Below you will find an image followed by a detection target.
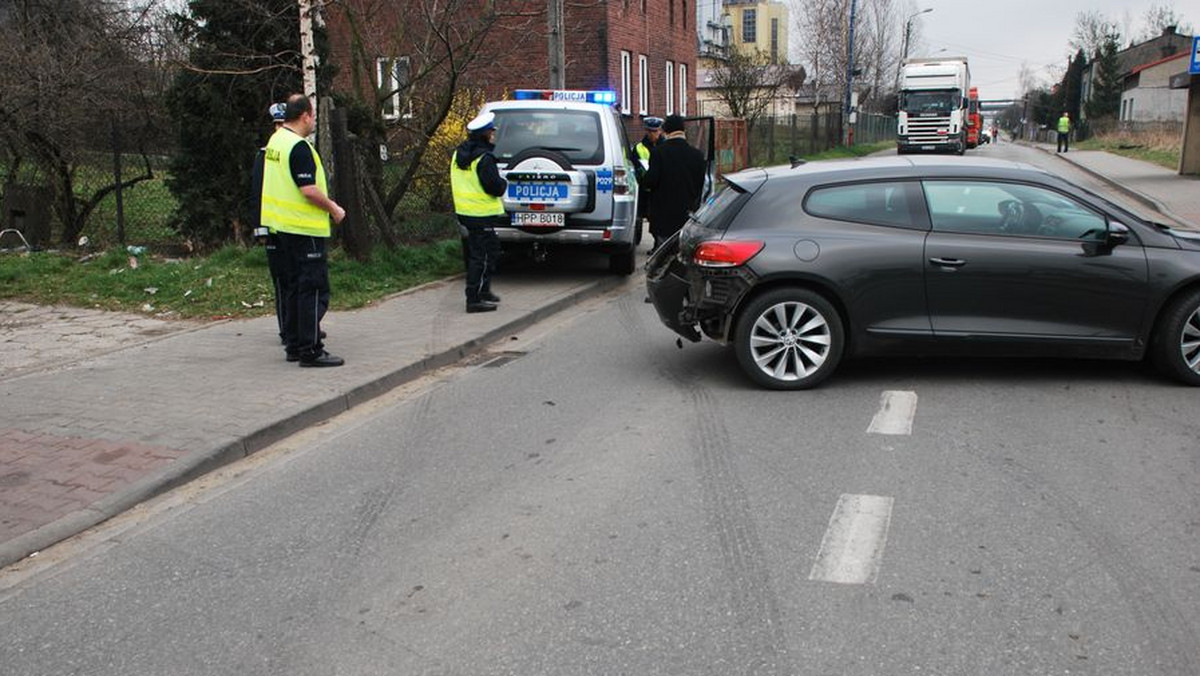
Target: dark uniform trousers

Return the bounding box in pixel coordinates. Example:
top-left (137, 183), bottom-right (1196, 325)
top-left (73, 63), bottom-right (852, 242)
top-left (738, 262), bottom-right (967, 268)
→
top-left (464, 225), bottom-right (501, 302)
top-left (277, 231), bottom-right (330, 358)
top-left (264, 235), bottom-right (290, 342)
top-left (267, 234), bottom-right (329, 344)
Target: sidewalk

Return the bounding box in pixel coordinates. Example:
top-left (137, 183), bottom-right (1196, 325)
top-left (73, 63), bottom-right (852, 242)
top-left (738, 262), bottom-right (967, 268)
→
top-left (1031, 143), bottom-right (1200, 228)
top-left (0, 262), bottom-right (633, 568)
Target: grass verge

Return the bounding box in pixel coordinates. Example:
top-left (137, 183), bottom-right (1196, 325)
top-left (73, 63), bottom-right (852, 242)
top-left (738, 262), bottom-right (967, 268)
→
top-left (0, 240), bottom-right (464, 321)
top-left (1074, 138), bottom-right (1180, 171)
top-left (801, 141), bottom-right (895, 161)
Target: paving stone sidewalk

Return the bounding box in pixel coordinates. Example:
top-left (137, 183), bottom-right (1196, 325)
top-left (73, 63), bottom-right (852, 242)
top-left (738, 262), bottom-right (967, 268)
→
top-left (0, 266), bottom-right (630, 568)
top-left (1032, 144), bottom-right (1200, 227)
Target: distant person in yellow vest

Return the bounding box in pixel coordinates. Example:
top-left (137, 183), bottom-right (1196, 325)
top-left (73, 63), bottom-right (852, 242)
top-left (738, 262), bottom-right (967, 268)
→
top-left (260, 93), bottom-right (346, 367)
top-left (1056, 112), bottom-right (1071, 153)
top-left (451, 111), bottom-right (507, 313)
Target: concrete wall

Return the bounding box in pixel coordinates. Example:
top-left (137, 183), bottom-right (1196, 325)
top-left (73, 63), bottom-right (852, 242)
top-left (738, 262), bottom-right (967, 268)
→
top-left (1122, 55), bottom-right (1189, 122)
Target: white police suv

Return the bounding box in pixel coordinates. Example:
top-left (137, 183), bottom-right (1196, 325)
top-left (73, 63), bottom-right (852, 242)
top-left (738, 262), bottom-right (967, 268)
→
top-left (480, 90), bottom-right (642, 275)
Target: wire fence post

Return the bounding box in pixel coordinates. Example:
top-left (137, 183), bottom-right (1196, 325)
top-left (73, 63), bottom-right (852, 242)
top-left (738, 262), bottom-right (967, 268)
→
top-left (111, 120), bottom-right (126, 246)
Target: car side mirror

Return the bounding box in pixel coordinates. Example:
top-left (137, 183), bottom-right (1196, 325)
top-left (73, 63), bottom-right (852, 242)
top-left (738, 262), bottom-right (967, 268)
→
top-left (1106, 222), bottom-right (1130, 246)
top-left (1082, 222), bottom-right (1130, 257)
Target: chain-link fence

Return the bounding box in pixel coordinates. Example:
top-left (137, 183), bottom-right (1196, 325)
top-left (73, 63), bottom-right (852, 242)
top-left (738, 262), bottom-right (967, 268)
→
top-left (746, 112), bottom-right (895, 167)
top-left (1, 129), bottom-right (180, 250)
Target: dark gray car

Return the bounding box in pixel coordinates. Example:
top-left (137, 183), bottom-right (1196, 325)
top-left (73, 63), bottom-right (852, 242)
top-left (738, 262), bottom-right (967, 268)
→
top-left (646, 156), bottom-right (1200, 389)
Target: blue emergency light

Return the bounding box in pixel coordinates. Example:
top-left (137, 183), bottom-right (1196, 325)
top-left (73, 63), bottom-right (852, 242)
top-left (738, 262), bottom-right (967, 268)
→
top-left (512, 89), bottom-right (618, 105)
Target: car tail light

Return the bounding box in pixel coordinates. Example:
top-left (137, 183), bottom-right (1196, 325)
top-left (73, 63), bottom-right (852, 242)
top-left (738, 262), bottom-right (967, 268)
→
top-left (614, 166), bottom-right (629, 195)
top-left (694, 240), bottom-right (764, 268)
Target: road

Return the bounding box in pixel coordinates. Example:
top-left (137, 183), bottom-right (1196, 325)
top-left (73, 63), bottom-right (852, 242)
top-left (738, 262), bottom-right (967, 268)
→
top-left (2, 142), bottom-right (1199, 675)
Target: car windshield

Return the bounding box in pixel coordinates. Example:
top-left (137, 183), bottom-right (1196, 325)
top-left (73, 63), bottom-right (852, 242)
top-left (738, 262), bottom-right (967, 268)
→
top-left (492, 109), bottom-right (604, 165)
top-left (902, 91), bottom-right (957, 115)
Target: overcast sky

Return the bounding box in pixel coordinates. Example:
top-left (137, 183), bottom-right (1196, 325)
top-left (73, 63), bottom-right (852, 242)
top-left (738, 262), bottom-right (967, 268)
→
top-left (901, 0), bottom-right (1198, 99)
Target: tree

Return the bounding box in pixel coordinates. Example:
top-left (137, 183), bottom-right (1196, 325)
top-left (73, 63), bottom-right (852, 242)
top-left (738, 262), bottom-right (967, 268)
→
top-left (0, 0), bottom-right (171, 245)
top-left (330, 0), bottom-right (548, 246)
top-left (708, 48), bottom-right (804, 133)
top-left (1085, 32), bottom-right (1122, 121)
top-left (1070, 10), bottom-right (1119, 59)
top-left (1138, 2), bottom-right (1193, 41)
top-left (793, 0), bottom-right (906, 114)
top-left (165, 0), bottom-right (323, 248)
top-left (1050, 49), bottom-right (1086, 126)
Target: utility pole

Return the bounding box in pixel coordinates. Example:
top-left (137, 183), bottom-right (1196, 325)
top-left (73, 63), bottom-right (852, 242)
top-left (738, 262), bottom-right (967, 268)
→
top-left (896, 8), bottom-right (932, 90)
top-left (843, 0), bottom-right (857, 146)
top-left (299, 0), bottom-right (319, 131)
top-left (548, 0), bottom-right (565, 88)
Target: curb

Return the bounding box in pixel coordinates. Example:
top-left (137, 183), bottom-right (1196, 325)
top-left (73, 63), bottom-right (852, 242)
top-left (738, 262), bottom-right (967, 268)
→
top-left (1028, 144), bottom-right (1193, 226)
top-left (0, 274), bottom-right (629, 569)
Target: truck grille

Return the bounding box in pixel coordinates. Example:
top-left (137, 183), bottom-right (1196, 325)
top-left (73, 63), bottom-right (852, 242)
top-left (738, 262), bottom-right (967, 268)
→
top-left (905, 116), bottom-right (952, 145)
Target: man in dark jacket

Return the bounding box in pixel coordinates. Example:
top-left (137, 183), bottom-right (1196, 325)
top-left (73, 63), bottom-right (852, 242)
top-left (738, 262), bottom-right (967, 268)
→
top-left (450, 111), bottom-right (507, 313)
top-left (642, 114), bottom-right (706, 252)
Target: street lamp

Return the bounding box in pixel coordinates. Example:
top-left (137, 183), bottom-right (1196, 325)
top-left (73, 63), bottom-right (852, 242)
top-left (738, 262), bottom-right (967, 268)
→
top-left (896, 8), bottom-right (933, 88)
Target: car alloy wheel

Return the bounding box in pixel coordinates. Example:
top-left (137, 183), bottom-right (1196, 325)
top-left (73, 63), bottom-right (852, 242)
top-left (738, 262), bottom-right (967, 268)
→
top-left (734, 287), bottom-right (844, 390)
top-left (1152, 288), bottom-right (1200, 386)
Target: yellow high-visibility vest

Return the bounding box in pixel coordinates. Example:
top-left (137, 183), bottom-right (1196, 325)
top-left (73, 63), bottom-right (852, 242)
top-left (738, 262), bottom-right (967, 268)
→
top-left (1057, 116), bottom-right (1071, 133)
top-left (261, 128), bottom-right (330, 237)
top-left (450, 153), bottom-right (505, 217)
top-left (635, 142), bottom-right (651, 162)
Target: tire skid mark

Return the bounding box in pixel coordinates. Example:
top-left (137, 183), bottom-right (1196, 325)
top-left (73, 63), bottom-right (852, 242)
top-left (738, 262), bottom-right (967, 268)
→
top-left (660, 363), bottom-right (792, 675)
top-left (615, 289), bottom-right (650, 339)
top-left (995, 454), bottom-right (1200, 674)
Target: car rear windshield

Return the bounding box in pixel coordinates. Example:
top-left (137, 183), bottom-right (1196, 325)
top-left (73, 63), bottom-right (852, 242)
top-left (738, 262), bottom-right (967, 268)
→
top-left (689, 182), bottom-right (748, 232)
top-left (492, 109), bottom-right (604, 166)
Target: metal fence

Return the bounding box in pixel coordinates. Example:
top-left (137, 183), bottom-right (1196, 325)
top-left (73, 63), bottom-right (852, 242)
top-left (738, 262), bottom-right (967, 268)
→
top-left (746, 112), bottom-right (895, 167)
top-left (1, 135), bottom-right (179, 250)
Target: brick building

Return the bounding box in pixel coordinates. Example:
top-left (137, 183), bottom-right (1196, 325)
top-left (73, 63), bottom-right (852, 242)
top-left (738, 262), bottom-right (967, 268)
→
top-left (326, 1), bottom-right (697, 123)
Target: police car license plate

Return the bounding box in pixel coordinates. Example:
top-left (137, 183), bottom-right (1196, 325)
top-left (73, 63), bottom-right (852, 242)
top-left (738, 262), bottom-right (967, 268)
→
top-left (508, 183), bottom-right (568, 200)
top-left (512, 212), bottom-right (564, 227)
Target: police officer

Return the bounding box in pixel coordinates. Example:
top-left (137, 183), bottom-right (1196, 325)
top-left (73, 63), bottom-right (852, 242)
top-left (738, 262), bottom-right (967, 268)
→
top-left (261, 93), bottom-right (346, 367)
top-left (633, 116), bottom-right (663, 251)
top-left (251, 103), bottom-right (288, 344)
top-left (451, 111), bottom-right (506, 313)
top-left (253, 103), bottom-right (330, 348)
top-left (634, 116), bottom-right (663, 165)
top-left (1056, 111), bottom-right (1071, 153)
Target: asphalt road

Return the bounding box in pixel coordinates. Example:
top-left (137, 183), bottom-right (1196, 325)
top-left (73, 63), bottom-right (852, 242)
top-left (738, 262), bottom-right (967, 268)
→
top-left (2, 144), bottom-right (1199, 675)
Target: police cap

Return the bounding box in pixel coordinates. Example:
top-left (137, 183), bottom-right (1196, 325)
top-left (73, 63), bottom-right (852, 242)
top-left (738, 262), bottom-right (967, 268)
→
top-left (467, 111), bottom-right (496, 133)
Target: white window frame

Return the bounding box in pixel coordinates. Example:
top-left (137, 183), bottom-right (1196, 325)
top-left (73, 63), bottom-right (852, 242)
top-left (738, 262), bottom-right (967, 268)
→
top-left (620, 51), bottom-right (632, 115)
top-left (376, 56), bottom-right (412, 120)
top-left (638, 54), bottom-right (649, 115)
top-left (665, 60), bottom-right (675, 115)
top-left (679, 63), bottom-right (688, 116)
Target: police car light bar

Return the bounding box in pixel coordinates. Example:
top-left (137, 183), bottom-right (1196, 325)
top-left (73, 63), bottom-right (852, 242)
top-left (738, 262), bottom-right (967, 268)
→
top-left (512, 90), bottom-right (618, 105)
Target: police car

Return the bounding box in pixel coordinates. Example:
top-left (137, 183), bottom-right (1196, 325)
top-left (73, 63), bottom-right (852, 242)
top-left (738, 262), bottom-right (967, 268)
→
top-left (480, 90), bottom-right (642, 275)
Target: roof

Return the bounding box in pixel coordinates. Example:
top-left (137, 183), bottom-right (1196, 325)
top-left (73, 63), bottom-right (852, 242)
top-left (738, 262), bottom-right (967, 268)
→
top-left (725, 155), bottom-right (1052, 189)
top-left (1131, 50), bottom-right (1188, 75)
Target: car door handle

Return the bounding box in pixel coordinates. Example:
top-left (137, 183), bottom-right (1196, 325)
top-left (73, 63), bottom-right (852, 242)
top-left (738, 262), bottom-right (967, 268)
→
top-left (929, 257), bottom-right (967, 268)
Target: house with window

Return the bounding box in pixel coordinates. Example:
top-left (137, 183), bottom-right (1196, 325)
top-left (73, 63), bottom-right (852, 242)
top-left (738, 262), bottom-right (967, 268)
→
top-left (325, 1), bottom-right (697, 126)
top-left (1118, 51), bottom-right (1189, 123)
top-left (722, 0), bottom-right (789, 65)
top-left (1080, 26), bottom-right (1192, 122)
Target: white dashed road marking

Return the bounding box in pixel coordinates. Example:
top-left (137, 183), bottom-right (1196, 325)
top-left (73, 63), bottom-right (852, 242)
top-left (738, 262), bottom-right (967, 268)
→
top-left (808, 494), bottom-right (895, 585)
top-left (867, 390), bottom-right (919, 435)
